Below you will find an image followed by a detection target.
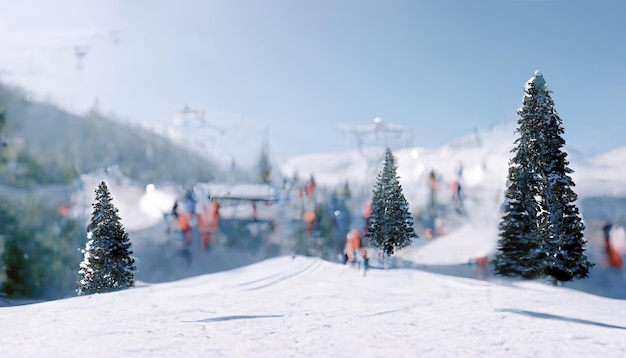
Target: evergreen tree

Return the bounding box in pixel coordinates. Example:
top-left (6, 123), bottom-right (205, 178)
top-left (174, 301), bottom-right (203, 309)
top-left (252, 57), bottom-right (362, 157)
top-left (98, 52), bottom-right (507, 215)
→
top-left (535, 74), bottom-right (592, 281)
top-left (0, 105), bottom-right (9, 164)
top-left (495, 71), bottom-right (592, 282)
top-left (495, 170), bottom-right (544, 279)
top-left (341, 180), bottom-right (352, 200)
top-left (78, 181), bottom-right (135, 295)
top-left (2, 200), bottom-right (84, 299)
top-left (367, 148), bottom-right (417, 258)
top-left (258, 143), bottom-right (272, 184)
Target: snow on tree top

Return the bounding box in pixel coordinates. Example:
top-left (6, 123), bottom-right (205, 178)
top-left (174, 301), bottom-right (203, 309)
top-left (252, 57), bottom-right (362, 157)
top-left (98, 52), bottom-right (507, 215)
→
top-left (524, 70), bottom-right (546, 92)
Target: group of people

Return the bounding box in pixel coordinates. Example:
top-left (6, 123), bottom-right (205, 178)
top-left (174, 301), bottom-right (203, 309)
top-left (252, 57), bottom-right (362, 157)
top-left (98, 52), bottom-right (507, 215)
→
top-left (170, 190), bottom-right (221, 262)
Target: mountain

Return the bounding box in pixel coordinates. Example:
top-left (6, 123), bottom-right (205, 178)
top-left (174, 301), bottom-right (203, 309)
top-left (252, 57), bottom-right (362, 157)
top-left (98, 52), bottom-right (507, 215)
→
top-left (0, 82), bottom-right (220, 187)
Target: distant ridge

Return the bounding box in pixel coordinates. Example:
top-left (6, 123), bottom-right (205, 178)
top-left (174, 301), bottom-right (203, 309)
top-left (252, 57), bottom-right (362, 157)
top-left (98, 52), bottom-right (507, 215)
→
top-left (0, 82), bottom-right (220, 187)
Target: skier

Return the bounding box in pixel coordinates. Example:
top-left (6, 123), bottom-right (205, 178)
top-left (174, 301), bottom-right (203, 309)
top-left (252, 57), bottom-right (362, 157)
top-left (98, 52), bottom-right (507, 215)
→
top-left (305, 175), bottom-right (316, 198)
top-left (362, 199), bottom-right (373, 243)
top-left (345, 228), bottom-right (361, 266)
top-left (171, 200), bottom-right (179, 219)
top-left (603, 222), bottom-right (623, 269)
top-left (198, 200), bottom-right (221, 251)
top-left (361, 249), bottom-right (370, 277)
top-left (177, 208), bottom-right (192, 264)
top-left (451, 181), bottom-right (463, 203)
top-left (304, 210), bottom-right (316, 237)
top-left (198, 204), bottom-right (212, 251)
top-left (471, 255), bottom-right (489, 280)
top-left (184, 189), bottom-right (198, 224)
top-left (166, 200), bottom-right (180, 236)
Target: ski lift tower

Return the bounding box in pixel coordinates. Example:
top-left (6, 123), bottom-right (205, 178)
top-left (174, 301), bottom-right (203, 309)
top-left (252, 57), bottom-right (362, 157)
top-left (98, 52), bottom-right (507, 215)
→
top-left (338, 116), bottom-right (410, 153)
top-left (336, 117), bottom-right (412, 187)
top-left (172, 106), bottom-right (208, 127)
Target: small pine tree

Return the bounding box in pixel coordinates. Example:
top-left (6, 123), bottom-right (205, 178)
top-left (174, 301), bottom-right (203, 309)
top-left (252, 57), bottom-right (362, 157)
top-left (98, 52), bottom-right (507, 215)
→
top-left (341, 180), bottom-right (352, 200)
top-left (367, 148), bottom-right (417, 259)
top-left (495, 71), bottom-right (592, 282)
top-left (258, 142), bottom-right (272, 184)
top-left (78, 181), bottom-right (136, 295)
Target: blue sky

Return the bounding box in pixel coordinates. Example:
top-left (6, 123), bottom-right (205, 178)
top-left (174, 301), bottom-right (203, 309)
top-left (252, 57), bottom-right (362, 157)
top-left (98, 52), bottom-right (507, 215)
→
top-left (0, 0), bottom-right (625, 165)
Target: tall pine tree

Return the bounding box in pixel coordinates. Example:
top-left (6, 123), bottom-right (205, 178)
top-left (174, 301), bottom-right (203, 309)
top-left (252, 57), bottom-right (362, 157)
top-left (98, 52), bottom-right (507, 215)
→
top-left (367, 148), bottom-right (417, 258)
top-left (78, 181), bottom-right (136, 295)
top-left (495, 71), bottom-right (591, 282)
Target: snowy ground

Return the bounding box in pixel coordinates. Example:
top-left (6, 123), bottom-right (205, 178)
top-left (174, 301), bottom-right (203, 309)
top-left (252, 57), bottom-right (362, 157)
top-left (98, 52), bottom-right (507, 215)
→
top-left (1, 255), bottom-right (625, 357)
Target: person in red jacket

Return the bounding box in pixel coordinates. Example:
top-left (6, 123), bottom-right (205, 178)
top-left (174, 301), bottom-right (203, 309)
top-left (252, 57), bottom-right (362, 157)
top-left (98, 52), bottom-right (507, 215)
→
top-left (603, 223), bottom-right (623, 269)
top-left (305, 175), bottom-right (316, 198)
top-left (198, 200), bottom-right (220, 250)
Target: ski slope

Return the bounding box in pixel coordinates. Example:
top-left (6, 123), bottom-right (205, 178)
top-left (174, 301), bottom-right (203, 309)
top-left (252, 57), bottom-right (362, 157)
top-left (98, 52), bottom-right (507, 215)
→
top-left (1, 255), bottom-right (625, 357)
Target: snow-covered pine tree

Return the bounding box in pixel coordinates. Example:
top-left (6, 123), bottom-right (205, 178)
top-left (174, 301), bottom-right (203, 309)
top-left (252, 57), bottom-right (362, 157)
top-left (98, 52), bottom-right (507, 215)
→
top-left (495, 71), bottom-right (546, 279)
top-left (494, 71), bottom-right (592, 282)
top-left (367, 148), bottom-right (417, 259)
top-left (533, 74), bottom-right (592, 281)
top-left (495, 168), bottom-right (544, 279)
top-left (78, 181), bottom-right (136, 295)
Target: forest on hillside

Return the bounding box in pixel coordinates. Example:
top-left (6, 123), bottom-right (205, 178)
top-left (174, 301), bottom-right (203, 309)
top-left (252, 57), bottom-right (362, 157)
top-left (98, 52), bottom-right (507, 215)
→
top-left (0, 82), bottom-right (220, 188)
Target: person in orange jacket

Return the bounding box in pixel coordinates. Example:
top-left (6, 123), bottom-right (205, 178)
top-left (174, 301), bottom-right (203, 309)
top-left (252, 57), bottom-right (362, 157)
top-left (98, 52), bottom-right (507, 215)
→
top-left (177, 211), bottom-right (193, 264)
top-left (178, 212), bottom-right (192, 244)
top-left (345, 228), bottom-right (362, 266)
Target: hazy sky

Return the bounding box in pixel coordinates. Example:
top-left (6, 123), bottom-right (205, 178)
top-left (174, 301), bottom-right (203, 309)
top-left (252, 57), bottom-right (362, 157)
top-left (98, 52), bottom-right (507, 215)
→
top-left (0, 0), bottom-right (624, 165)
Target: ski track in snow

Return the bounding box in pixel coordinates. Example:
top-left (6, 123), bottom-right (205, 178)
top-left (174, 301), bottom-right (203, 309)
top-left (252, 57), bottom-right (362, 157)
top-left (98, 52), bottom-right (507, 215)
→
top-left (2, 256), bottom-right (626, 357)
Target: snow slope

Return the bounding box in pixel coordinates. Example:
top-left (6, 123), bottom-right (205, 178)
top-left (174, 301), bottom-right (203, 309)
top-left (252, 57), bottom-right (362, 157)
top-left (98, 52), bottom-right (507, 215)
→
top-left (1, 255), bottom-right (625, 357)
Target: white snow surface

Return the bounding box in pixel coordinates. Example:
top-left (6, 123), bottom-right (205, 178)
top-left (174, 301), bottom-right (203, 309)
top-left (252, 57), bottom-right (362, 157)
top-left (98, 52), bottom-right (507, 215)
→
top-left (1, 255), bottom-right (625, 357)
top-left (4, 121), bottom-right (626, 357)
